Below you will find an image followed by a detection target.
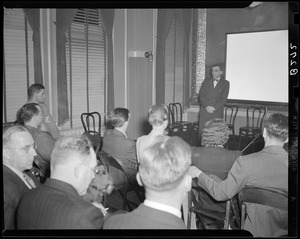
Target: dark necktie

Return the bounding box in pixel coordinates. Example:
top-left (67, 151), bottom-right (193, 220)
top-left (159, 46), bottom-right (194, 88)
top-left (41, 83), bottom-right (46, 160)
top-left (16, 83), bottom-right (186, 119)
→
top-left (23, 173), bottom-right (36, 189)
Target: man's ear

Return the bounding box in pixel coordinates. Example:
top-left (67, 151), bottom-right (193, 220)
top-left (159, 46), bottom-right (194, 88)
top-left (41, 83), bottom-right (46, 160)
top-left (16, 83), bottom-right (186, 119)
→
top-left (184, 174), bottom-right (192, 192)
top-left (3, 148), bottom-right (11, 161)
top-left (263, 127), bottom-right (267, 138)
top-left (136, 172), bottom-right (143, 187)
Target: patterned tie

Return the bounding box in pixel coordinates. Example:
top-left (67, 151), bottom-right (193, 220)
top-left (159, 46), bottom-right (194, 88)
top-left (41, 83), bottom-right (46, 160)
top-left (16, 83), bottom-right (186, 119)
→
top-left (23, 173), bottom-right (36, 189)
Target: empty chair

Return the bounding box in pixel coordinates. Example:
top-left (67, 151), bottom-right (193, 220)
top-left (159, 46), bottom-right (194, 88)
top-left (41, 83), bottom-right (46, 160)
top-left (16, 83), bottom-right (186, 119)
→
top-left (238, 186), bottom-right (288, 236)
top-left (169, 103), bottom-right (193, 144)
top-left (81, 112), bottom-right (102, 155)
top-left (166, 105), bottom-right (183, 137)
top-left (224, 104), bottom-right (239, 149)
top-left (187, 178), bottom-right (240, 230)
top-left (238, 106), bottom-right (266, 151)
top-left (98, 151), bottom-right (144, 211)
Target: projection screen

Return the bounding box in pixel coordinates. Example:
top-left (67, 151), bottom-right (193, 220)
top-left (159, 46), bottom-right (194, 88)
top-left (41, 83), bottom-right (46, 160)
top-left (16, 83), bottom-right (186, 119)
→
top-left (225, 30), bottom-right (288, 104)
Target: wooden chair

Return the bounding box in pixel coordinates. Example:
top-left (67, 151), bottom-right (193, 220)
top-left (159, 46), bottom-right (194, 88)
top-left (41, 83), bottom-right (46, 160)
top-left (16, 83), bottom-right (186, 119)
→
top-left (238, 186), bottom-right (288, 231)
top-left (224, 104), bottom-right (239, 149)
top-left (166, 105), bottom-right (183, 137)
top-left (187, 178), bottom-right (240, 230)
top-left (238, 106), bottom-right (266, 152)
top-left (81, 112), bottom-right (102, 155)
top-left (98, 151), bottom-right (144, 211)
top-left (169, 103), bottom-right (193, 144)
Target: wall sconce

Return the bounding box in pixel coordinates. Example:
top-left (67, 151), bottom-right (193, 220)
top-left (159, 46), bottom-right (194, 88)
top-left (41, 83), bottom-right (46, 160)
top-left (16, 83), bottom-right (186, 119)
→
top-left (145, 51), bottom-right (153, 62)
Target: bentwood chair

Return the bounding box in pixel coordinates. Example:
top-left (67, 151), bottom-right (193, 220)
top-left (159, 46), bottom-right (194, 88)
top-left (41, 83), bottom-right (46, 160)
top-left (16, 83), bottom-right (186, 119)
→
top-left (238, 186), bottom-right (288, 232)
top-left (224, 105), bottom-right (239, 149)
top-left (187, 177), bottom-right (240, 230)
top-left (169, 103), bottom-right (193, 144)
top-left (98, 151), bottom-right (145, 211)
top-left (238, 106), bottom-right (266, 152)
top-left (166, 105), bottom-right (183, 137)
top-left (81, 112), bottom-right (102, 155)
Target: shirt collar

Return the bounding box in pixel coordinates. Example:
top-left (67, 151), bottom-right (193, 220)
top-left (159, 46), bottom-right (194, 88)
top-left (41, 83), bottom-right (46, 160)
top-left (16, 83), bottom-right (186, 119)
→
top-left (115, 128), bottom-right (128, 138)
top-left (143, 199), bottom-right (182, 219)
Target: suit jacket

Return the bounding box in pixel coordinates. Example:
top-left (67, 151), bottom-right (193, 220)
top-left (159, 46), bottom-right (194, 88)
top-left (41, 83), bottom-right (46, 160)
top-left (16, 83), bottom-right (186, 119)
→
top-left (197, 145), bottom-right (288, 237)
top-left (191, 146), bottom-right (242, 213)
top-left (25, 125), bottom-right (55, 178)
top-left (103, 203), bottom-right (186, 229)
top-left (102, 129), bottom-right (137, 184)
top-left (16, 178), bottom-right (104, 229)
top-left (198, 77), bottom-right (230, 134)
top-left (3, 165), bottom-right (41, 229)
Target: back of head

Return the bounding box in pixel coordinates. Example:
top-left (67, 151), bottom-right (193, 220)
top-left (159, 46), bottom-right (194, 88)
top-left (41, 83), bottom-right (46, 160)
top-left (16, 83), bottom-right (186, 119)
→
top-left (16, 103), bottom-right (40, 125)
top-left (202, 118), bottom-right (230, 147)
top-left (138, 135), bottom-right (191, 192)
top-left (3, 125), bottom-right (29, 147)
top-left (264, 113), bottom-right (288, 142)
top-left (108, 107), bottom-right (129, 128)
top-left (148, 104), bottom-right (168, 127)
top-left (28, 84), bottom-right (45, 101)
top-left (50, 135), bottom-right (93, 172)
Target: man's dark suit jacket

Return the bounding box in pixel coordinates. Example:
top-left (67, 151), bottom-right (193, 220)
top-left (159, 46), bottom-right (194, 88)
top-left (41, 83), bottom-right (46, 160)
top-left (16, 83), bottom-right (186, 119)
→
top-left (198, 77), bottom-right (230, 136)
top-left (191, 146), bottom-right (242, 213)
top-left (102, 128), bottom-right (138, 184)
top-left (103, 203), bottom-right (186, 229)
top-left (16, 178), bottom-right (104, 229)
top-left (3, 165), bottom-right (41, 229)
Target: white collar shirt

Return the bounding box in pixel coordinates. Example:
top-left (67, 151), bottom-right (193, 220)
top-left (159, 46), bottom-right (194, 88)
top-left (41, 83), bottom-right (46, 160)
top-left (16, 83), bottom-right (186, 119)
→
top-left (143, 199), bottom-right (182, 219)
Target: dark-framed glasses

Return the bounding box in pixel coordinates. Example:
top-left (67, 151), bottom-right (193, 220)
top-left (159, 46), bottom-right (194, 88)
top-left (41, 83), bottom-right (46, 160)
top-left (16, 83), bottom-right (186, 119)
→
top-left (5, 143), bottom-right (37, 153)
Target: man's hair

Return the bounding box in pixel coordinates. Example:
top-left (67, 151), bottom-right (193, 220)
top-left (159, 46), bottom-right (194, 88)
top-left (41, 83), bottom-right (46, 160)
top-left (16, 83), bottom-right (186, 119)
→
top-left (28, 84), bottom-right (45, 100)
top-left (212, 64), bottom-right (223, 71)
top-left (264, 113), bottom-right (288, 142)
top-left (201, 118), bottom-right (230, 147)
top-left (50, 135), bottom-right (93, 171)
top-left (16, 103), bottom-right (40, 125)
top-left (148, 104), bottom-right (168, 126)
top-left (139, 135), bottom-right (191, 192)
top-left (3, 125), bottom-right (29, 146)
top-left (108, 107), bottom-right (129, 127)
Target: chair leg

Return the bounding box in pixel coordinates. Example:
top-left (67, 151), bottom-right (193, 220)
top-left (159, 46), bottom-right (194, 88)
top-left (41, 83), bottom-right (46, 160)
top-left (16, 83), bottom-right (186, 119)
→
top-left (223, 201), bottom-right (231, 229)
top-left (241, 204), bottom-right (246, 230)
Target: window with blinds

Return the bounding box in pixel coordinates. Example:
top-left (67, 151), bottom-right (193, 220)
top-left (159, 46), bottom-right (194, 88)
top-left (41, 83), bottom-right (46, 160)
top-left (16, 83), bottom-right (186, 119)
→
top-left (165, 10), bottom-right (184, 106)
top-left (3, 8), bottom-right (34, 123)
top-left (65, 9), bottom-right (107, 129)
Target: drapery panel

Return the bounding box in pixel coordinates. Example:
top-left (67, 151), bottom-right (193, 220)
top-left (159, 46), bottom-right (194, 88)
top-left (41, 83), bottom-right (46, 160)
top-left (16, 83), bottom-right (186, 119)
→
top-left (23, 9), bottom-right (43, 85)
top-left (56, 9), bottom-right (78, 126)
top-left (99, 9), bottom-right (115, 114)
top-left (155, 9), bottom-right (175, 105)
top-left (181, 9), bottom-right (192, 107)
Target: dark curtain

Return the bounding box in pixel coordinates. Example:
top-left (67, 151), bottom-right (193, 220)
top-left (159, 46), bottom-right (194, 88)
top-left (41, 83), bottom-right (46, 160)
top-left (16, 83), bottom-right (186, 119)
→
top-left (56, 9), bottom-right (78, 126)
top-left (23, 9), bottom-right (43, 85)
top-left (99, 9), bottom-right (115, 113)
top-left (155, 9), bottom-right (175, 104)
top-left (181, 9), bottom-right (192, 107)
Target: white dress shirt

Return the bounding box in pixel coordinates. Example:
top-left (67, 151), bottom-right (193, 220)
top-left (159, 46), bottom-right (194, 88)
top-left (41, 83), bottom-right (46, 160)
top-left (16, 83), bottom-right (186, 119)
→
top-left (143, 199), bottom-right (182, 219)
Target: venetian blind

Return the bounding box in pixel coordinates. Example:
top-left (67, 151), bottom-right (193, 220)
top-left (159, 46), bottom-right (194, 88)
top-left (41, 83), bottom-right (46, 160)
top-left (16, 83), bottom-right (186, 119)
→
top-left (165, 10), bottom-right (184, 106)
top-left (65, 9), bottom-right (107, 129)
top-left (3, 8), bottom-right (34, 123)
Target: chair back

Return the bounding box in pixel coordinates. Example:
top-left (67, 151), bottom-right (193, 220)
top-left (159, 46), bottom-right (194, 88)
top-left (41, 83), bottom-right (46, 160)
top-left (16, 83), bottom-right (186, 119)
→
top-left (246, 106), bottom-right (266, 129)
top-left (224, 105), bottom-right (238, 127)
top-left (169, 102), bottom-right (183, 123)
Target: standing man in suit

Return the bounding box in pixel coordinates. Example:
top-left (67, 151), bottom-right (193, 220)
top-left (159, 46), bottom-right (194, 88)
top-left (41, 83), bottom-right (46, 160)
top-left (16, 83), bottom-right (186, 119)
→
top-left (3, 125), bottom-right (41, 229)
top-left (27, 83), bottom-right (61, 141)
top-left (103, 135), bottom-right (192, 229)
top-left (198, 64), bottom-right (229, 143)
top-left (17, 135), bottom-right (105, 229)
top-left (189, 113), bottom-right (288, 236)
top-left (102, 107), bottom-right (138, 185)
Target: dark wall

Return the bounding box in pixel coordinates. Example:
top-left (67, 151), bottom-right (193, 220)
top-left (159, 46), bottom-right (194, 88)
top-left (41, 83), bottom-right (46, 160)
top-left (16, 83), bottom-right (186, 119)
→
top-left (205, 2), bottom-right (289, 76)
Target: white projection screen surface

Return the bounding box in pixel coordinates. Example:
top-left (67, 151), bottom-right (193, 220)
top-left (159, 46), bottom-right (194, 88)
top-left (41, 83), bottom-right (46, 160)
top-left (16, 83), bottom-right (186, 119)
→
top-left (225, 30), bottom-right (288, 103)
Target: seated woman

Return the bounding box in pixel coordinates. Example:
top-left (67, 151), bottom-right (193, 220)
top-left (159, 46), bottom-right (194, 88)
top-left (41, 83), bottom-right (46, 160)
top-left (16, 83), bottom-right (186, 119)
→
top-left (191, 118), bottom-right (242, 226)
top-left (136, 104), bottom-right (168, 162)
top-left (16, 103), bottom-right (56, 183)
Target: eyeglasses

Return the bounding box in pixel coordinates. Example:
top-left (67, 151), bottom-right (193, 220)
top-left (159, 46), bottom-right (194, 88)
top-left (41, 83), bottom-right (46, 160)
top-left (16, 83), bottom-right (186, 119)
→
top-left (83, 164), bottom-right (100, 174)
top-left (5, 143), bottom-right (37, 153)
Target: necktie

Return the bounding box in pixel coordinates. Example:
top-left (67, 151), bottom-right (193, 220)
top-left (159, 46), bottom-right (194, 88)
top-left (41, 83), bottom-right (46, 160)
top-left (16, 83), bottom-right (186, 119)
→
top-left (23, 173), bottom-right (36, 189)
top-left (213, 79), bottom-right (219, 88)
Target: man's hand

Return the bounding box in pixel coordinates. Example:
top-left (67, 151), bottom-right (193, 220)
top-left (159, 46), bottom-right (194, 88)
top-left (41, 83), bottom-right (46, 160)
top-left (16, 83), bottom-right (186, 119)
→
top-left (205, 106), bottom-right (215, 113)
top-left (188, 166), bottom-right (202, 178)
top-left (92, 202), bottom-right (109, 216)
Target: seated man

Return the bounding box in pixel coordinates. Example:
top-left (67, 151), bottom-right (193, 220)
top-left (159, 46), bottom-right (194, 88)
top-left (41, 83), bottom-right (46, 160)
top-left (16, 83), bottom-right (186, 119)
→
top-left (27, 83), bottom-right (61, 140)
top-left (16, 103), bottom-right (56, 182)
top-left (102, 107), bottom-right (137, 184)
top-left (103, 135), bottom-right (192, 229)
top-left (189, 113), bottom-right (288, 237)
top-left (136, 104), bottom-right (168, 162)
top-left (17, 135), bottom-right (105, 229)
top-left (3, 125), bottom-right (41, 229)
top-left (191, 118), bottom-right (242, 217)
